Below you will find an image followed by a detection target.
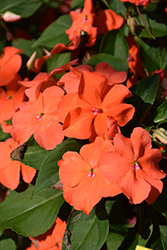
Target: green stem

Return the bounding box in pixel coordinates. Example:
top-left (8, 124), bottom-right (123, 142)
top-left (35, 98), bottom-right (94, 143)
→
top-left (136, 6), bottom-right (155, 40)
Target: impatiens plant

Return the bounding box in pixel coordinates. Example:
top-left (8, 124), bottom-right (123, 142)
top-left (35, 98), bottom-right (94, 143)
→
top-left (0, 0), bottom-right (167, 249)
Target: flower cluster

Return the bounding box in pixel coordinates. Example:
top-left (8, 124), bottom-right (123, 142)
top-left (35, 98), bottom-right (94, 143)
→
top-left (0, 0), bottom-right (166, 249)
top-left (65, 0), bottom-right (124, 49)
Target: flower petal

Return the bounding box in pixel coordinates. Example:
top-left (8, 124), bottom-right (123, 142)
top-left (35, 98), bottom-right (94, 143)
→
top-left (78, 70), bottom-right (107, 107)
top-left (95, 62), bottom-right (127, 85)
top-left (0, 161), bottom-right (20, 190)
top-left (63, 107), bottom-right (94, 139)
top-left (80, 137), bottom-right (113, 167)
top-left (118, 168), bottom-right (151, 204)
top-left (58, 151), bottom-right (90, 188)
top-left (21, 164), bottom-right (36, 183)
top-left (131, 127), bottom-right (152, 159)
top-left (98, 151), bottom-right (132, 183)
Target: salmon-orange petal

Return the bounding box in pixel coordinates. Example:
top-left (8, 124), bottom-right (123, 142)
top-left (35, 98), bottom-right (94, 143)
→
top-left (98, 151), bottom-right (132, 183)
top-left (58, 151), bottom-right (90, 188)
top-left (118, 168), bottom-right (151, 204)
top-left (21, 164), bottom-right (36, 184)
top-left (94, 9), bottom-right (124, 35)
top-left (79, 70), bottom-right (108, 107)
top-left (63, 107), bottom-right (94, 139)
top-left (59, 137), bottom-right (121, 214)
top-left (29, 217), bottom-right (66, 250)
top-left (95, 62), bottom-right (127, 85)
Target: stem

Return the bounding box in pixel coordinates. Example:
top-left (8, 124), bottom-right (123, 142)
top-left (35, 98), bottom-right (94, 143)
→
top-left (136, 6), bottom-right (155, 40)
top-left (137, 204), bottom-right (142, 245)
top-left (0, 19), bottom-right (15, 41)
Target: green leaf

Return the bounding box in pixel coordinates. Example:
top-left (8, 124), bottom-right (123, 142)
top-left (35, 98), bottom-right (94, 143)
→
top-left (12, 39), bottom-right (41, 58)
top-left (135, 37), bottom-right (161, 73)
top-left (129, 74), bottom-right (159, 116)
top-left (63, 208), bottom-right (109, 250)
top-left (106, 232), bottom-right (125, 250)
top-left (0, 238), bottom-right (16, 250)
top-left (160, 48), bottom-right (167, 76)
top-left (0, 0), bottom-right (42, 18)
top-left (159, 225), bottom-right (167, 249)
top-left (22, 143), bottom-right (51, 170)
top-left (87, 53), bottom-right (128, 71)
top-left (135, 13), bottom-right (167, 38)
top-left (109, 0), bottom-right (126, 16)
top-left (46, 52), bottom-right (71, 73)
top-left (71, 0), bottom-right (84, 9)
top-left (0, 126), bottom-right (10, 141)
top-left (0, 185), bottom-right (64, 237)
top-left (100, 30), bottom-right (129, 60)
top-left (32, 15), bottom-right (72, 49)
top-left (153, 101), bottom-right (167, 123)
top-left (33, 138), bottom-right (82, 195)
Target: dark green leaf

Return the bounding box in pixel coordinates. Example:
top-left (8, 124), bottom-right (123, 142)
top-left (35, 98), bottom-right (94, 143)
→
top-left (63, 208), bottom-right (109, 250)
top-left (0, 0), bottom-right (42, 18)
top-left (135, 37), bottom-right (161, 73)
top-left (12, 39), bottom-right (41, 58)
top-left (153, 101), bottom-right (167, 123)
top-left (109, 0), bottom-right (126, 16)
top-left (0, 238), bottom-right (16, 250)
top-left (71, 0), bottom-right (84, 9)
top-left (159, 225), bottom-right (167, 249)
top-left (32, 15), bottom-right (72, 49)
top-left (87, 53), bottom-right (128, 71)
top-left (46, 52), bottom-right (71, 73)
top-left (129, 74), bottom-right (159, 116)
top-left (160, 48), bottom-right (167, 76)
top-left (0, 126), bottom-right (10, 141)
top-left (106, 232), bottom-right (125, 250)
top-left (33, 138), bottom-right (82, 195)
top-left (22, 143), bottom-right (51, 170)
top-left (0, 185), bottom-right (64, 237)
top-left (100, 30), bottom-right (129, 60)
top-left (135, 13), bottom-right (167, 38)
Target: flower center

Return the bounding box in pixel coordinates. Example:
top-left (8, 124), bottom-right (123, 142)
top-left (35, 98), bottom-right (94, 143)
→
top-left (92, 107), bottom-right (103, 116)
top-left (83, 15), bottom-right (88, 22)
top-left (7, 96), bottom-right (11, 101)
top-left (37, 112), bottom-right (44, 121)
top-left (55, 243), bottom-right (59, 249)
top-left (88, 168), bottom-right (95, 178)
top-left (132, 161), bottom-right (140, 170)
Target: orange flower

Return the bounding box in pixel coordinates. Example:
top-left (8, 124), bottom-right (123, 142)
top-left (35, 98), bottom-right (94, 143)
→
top-left (58, 137), bottom-right (121, 215)
top-left (0, 46), bottom-right (22, 86)
top-left (0, 76), bottom-right (26, 124)
top-left (98, 127), bottom-right (166, 204)
top-left (32, 43), bottom-right (67, 73)
top-left (120, 0), bottom-right (150, 6)
top-left (58, 70), bottom-right (134, 140)
top-left (126, 34), bottom-right (146, 87)
top-left (94, 9), bottom-right (124, 35)
top-left (11, 86), bottom-right (64, 150)
top-left (58, 62), bottom-right (127, 93)
top-left (65, 0), bottom-right (97, 49)
top-left (28, 217), bottom-right (66, 250)
top-left (20, 59), bottom-right (78, 101)
top-left (0, 138), bottom-right (36, 190)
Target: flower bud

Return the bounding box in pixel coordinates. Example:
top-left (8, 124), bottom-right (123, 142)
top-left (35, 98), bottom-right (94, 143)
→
top-left (2, 11), bottom-right (21, 22)
top-left (153, 128), bottom-right (167, 145)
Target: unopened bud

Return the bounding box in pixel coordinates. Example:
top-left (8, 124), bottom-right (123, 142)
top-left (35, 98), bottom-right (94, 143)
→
top-left (153, 128), bottom-right (167, 145)
top-left (2, 11), bottom-right (21, 22)
top-left (127, 17), bottom-right (135, 35)
top-left (26, 51), bottom-right (37, 70)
